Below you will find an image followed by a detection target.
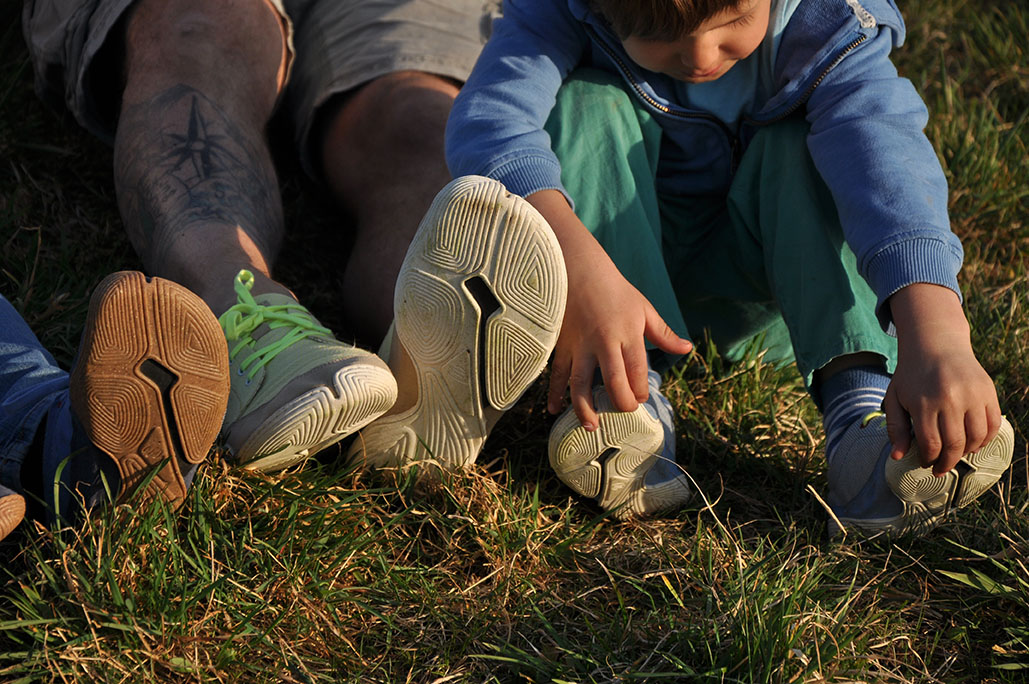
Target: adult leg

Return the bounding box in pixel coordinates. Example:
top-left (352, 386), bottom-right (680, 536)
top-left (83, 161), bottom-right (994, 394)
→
top-left (113, 0), bottom-right (396, 471)
top-left (320, 71), bottom-right (459, 344)
top-left (113, 0), bottom-right (292, 315)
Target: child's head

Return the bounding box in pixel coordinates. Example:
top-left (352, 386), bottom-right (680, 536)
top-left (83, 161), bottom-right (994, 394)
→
top-left (592, 0), bottom-right (771, 83)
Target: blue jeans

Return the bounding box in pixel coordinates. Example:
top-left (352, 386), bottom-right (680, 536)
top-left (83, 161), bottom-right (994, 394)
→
top-left (0, 293), bottom-right (104, 520)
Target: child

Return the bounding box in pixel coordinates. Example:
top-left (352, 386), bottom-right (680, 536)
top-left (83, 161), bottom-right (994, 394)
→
top-left (443, 0), bottom-right (1015, 532)
top-left (0, 272), bottom-right (229, 542)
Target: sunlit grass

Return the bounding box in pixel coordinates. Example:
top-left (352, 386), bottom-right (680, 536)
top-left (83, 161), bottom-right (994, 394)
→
top-left (1, 0), bottom-right (1026, 681)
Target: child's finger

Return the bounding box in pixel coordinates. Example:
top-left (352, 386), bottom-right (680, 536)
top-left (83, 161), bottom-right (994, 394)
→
top-left (569, 356), bottom-right (599, 430)
top-left (984, 402), bottom-right (1002, 451)
top-left (963, 408), bottom-right (989, 458)
top-left (622, 343), bottom-right (650, 404)
top-left (910, 411), bottom-right (943, 470)
top-left (547, 349), bottom-right (572, 415)
top-left (933, 412), bottom-right (966, 476)
top-left (883, 386), bottom-right (911, 460)
top-left (597, 350), bottom-right (637, 414)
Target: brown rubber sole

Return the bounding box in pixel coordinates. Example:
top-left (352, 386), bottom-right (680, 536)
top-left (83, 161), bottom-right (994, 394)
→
top-left (0, 489), bottom-right (26, 542)
top-left (68, 272), bottom-right (229, 507)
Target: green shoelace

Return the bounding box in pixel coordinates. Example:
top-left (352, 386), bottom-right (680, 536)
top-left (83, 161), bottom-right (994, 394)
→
top-left (218, 270), bottom-right (335, 381)
top-left (860, 410), bottom-right (885, 427)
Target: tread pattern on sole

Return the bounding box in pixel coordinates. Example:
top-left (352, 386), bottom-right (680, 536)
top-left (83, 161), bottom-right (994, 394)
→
top-left (0, 491), bottom-right (26, 542)
top-left (350, 176), bottom-right (567, 472)
top-left (842, 417), bottom-right (1015, 536)
top-left (69, 272), bottom-right (229, 506)
top-left (549, 388), bottom-right (691, 519)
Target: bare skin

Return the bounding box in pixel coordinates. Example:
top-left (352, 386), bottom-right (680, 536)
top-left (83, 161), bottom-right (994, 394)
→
top-left (114, 0), bottom-right (458, 349)
top-left (320, 71), bottom-right (460, 343)
top-left (884, 283), bottom-right (1001, 475)
top-left (115, 0), bottom-right (291, 316)
top-left (527, 189), bottom-right (693, 431)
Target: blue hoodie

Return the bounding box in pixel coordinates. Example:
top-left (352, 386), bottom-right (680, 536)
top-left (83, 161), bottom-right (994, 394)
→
top-left (446, 0), bottom-right (964, 330)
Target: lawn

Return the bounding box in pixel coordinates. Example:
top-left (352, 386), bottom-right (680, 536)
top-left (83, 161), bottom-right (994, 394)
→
top-left (1, 0), bottom-right (1027, 681)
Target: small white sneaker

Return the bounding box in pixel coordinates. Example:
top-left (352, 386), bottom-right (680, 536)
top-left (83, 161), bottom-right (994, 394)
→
top-left (549, 370), bottom-right (692, 519)
top-left (827, 412), bottom-right (1015, 536)
top-left (347, 175), bottom-right (567, 474)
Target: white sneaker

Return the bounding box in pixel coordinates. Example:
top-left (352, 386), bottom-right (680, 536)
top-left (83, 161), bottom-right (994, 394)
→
top-left (827, 412), bottom-right (1015, 536)
top-left (549, 369), bottom-right (692, 519)
top-left (347, 176), bottom-right (567, 474)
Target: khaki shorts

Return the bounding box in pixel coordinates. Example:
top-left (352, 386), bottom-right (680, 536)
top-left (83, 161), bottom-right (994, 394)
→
top-left (22, 0), bottom-right (496, 172)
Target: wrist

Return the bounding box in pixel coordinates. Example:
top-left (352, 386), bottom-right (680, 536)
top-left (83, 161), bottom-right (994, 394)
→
top-left (889, 283), bottom-right (971, 353)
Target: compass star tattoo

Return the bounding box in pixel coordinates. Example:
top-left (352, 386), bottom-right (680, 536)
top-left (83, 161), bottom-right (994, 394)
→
top-left (114, 85), bottom-right (283, 266)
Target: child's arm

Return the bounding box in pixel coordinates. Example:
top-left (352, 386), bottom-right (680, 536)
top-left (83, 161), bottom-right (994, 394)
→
top-left (883, 283), bottom-right (1002, 475)
top-left (527, 190), bottom-right (692, 429)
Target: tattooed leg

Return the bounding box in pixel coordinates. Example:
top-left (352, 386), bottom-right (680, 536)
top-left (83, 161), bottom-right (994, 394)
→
top-left (114, 0), bottom-right (290, 315)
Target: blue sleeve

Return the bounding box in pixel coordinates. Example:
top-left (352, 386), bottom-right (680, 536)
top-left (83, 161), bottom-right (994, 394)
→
top-left (445, 0), bottom-right (588, 201)
top-left (803, 21), bottom-right (963, 330)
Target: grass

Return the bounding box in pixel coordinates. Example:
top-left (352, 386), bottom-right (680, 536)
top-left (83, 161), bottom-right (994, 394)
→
top-left (1, 0), bottom-right (1027, 681)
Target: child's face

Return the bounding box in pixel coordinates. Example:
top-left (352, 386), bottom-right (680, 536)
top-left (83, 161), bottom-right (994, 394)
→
top-left (621, 0), bottom-right (771, 83)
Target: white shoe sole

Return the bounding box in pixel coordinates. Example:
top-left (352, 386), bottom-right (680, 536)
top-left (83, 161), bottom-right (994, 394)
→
top-left (839, 416), bottom-right (1015, 536)
top-left (237, 356), bottom-right (398, 473)
top-left (348, 175), bottom-right (567, 472)
top-left (549, 388), bottom-right (691, 519)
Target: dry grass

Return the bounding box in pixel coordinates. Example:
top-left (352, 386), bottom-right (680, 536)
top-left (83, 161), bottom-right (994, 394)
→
top-left (1, 0), bottom-right (1027, 681)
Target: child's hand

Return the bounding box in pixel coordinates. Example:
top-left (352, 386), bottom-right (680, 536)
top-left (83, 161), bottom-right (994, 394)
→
top-left (527, 190), bottom-right (692, 429)
top-left (883, 283), bottom-right (1002, 476)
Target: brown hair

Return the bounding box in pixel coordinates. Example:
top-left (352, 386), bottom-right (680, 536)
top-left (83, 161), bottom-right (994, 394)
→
top-left (589, 0), bottom-right (750, 40)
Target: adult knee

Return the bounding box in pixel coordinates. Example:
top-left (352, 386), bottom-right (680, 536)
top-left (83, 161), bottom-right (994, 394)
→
top-left (342, 71), bottom-right (459, 162)
top-left (122, 0), bottom-right (285, 117)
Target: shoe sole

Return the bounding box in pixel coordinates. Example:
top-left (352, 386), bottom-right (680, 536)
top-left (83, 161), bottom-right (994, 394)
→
top-left (69, 272), bottom-right (229, 506)
top-left (0, 488), bottom-right (26, 543)
top-left (549, 389), bottom-right (690, 519)
top-left (236, 357), bottom-right (398, 473)
top-left (349, 175), bottom-right (567, 472)
top-left (841, 417), bottom-right (1015, 536)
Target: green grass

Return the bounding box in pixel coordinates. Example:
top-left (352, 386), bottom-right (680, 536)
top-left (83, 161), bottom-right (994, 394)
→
top-left (1, 0), bottom-right (1027, 681)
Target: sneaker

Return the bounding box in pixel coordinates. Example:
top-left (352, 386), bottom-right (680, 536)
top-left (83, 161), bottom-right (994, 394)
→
top-left (346, 175), bottom-right (567, 473)
top-left (68, 271), bottom-right (230, 507)
top-left (549, 369), bottom-right (692, 519)
top-left (219, 270), bottom-right (397, 472)
top-left (0, 483), bottom-right (25, 542)
top-left (826, 411), bottom-right (1015, 537)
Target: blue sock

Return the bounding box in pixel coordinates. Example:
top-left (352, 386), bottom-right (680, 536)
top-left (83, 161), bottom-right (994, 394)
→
top-left (819, 365), bottom-right (891, 464)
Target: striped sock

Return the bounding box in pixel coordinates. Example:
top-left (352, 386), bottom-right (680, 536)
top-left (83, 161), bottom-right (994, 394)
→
top-left (819, 365), bottom-right (891, 465)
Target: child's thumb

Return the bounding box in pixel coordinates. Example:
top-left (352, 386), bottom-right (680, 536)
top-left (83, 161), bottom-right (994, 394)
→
top-left (644, 305), bottom-right (692, 355)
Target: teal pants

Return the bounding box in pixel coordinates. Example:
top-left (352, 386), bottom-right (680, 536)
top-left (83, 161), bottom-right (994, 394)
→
top-left (545, 69), bottom-right (898, 391)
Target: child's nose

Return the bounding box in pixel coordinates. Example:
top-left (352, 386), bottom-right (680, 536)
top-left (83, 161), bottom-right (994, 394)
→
top-left (681, 38), bottom-right (720, 73)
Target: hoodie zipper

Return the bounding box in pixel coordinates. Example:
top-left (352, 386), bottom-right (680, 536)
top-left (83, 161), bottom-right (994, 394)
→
top-left (745, 35), bottom-right (868, 126)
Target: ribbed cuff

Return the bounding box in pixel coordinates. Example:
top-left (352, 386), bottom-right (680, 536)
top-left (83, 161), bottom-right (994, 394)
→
top-left (864, 236), bottom-right (964, 331)
top-left (488, 155), bottom-right (571, 206)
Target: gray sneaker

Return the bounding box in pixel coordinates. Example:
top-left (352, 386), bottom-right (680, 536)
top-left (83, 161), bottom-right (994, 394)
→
top-left (826, 412), bottom-right (1015, 536)
top-left (548, 369), bottom-right (692, 519)
top-left (218, 270), bottom-right (398, 473)
top-left (347, 175), bottom-right (567, 474)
